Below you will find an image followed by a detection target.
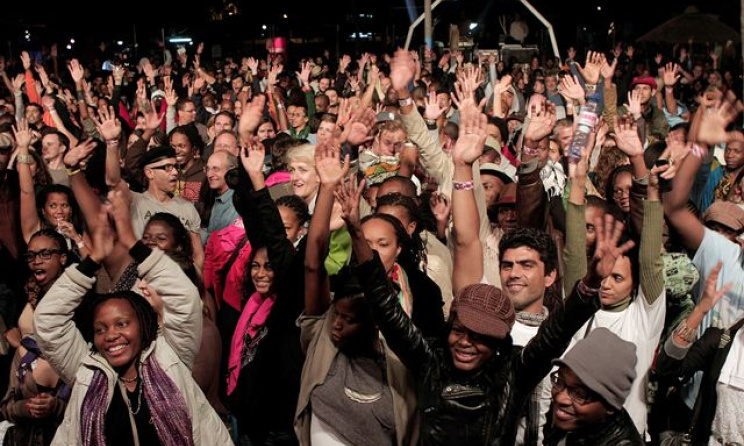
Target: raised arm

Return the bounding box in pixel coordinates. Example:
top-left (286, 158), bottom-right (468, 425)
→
top-left (638, 161), bottom-right (666, 304)
top-left (108, 190), bottom-right (202, 369)
top-left (34, 209), bottom-right (115, 385)
top-left (91, 105), bottom-right (123, 187)
top-left (13, 120), bottom-right (42, 242)
top-left (563, 133), bottom-right (592, 296)
top-left (451, 104), bottom-right (486, 292)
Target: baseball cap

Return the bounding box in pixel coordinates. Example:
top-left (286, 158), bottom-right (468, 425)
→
top-left (630, 76), bottom-right (658, 90)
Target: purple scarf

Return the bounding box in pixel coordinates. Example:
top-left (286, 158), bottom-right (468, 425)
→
top-left (80, 356), bottom-right (195, 446)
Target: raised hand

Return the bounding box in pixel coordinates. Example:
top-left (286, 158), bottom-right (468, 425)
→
top-left (246, 57), bottom-right (259, 74)
top-left (137, 279), bottom-right (164, 325)
top-left (296, 61), bottom-right (311, 86)
top-left (143, 100), bottom-right (166, 131)
top-left (238, 94), bottom-right (266, 144)
top-left (590, 215), bottom-right (635, 280)
top-left (267, 64), bottom-right (282, 86)
top-left (339, 55), bottom-right (351, 73)
top-left (11, 74), bottom-right (25, 93)
top-left (661, 62), bottom-right (680, 88)
top-left (524, 99), bottom-right (557, 142)
top-left (142, 59), bottom-right (156, 82)
top-left (577, 51), bottom-right (604, 85)
top-left (624, 90), bottom-right (642, 119)
top-left (315, 141), bottom-right (350, 186)
top-left (12, 119), bottom-right (33, 150)
top-left (334, 177), bottom-right (365, 228)
top-left (429, 192), bottom-right (451, 224)
top-left (339, 105), bottom-right (376, 146)
top-left (697, 101), bottom-right (738, 145)
top-left (661, 140), bottom-right (691, 180)
top-left (93, 106), bottom-right (122, 141)
top-left (699, 261), bottom-right (730, 314)
top-left (112, 65), bottom-right (125, 85)
top-left (164, 76), bottom-right (178, 107)
top-left (600, 57), bottom-right (617, 81)
top-left (613, 115), bottom-right (643, 157)
top-left (451, 104), bottom-right (487, 165)
top-left (423, 91), bottom-right (446, 120)
top-left (67, 59), bottom-right (85, 84)
top-left (559, 74), bottom-right (585, 102)
top-left (390, 49), bottom-right (415, 91)
top-left (20, 51), bottom-right (31, 71)
top-left (239, 136), bottom-right (266, 179)
top-left (63, 139), bottom-right (97, 168)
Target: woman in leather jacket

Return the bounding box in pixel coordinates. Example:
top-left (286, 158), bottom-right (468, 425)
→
top-left (336, 103), bottom-right (635, 446)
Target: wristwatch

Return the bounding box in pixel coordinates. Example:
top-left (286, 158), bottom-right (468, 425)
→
top-left (398, 97), bottom-right (414, 108)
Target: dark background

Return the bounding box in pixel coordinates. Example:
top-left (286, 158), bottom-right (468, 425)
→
top-left (0, 0), bottom-right (739, 62)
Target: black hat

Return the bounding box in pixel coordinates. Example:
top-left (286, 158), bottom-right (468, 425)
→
top-left (139, 146), bottom-right (176, 169)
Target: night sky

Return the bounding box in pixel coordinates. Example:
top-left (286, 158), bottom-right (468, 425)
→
top-left (1, 0), bottom-right (739, 58)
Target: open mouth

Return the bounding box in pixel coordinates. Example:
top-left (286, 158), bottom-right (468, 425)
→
top-left (33, 269), bottom-right (48, 282)
top-left (105, 343), bottom-right (129, 357)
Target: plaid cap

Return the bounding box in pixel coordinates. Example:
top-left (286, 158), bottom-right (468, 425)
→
top-left (451, 284), bottom-right (515, 339)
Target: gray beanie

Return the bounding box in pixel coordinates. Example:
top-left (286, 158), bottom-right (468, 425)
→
top-left (552, 328), bottom-right (637, 410)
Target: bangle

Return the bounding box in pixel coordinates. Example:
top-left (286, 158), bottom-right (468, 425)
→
top-left (16, 154), bottom-right (33, 165)
top-left (425, 118), bottom-right (436, 126)
top-left (585, 84), bottom-right (597, 93)
top-left (453, 180), bottom-right (474, 191)
top-left (67, 168), bottom-right (82, 176)
top-left (76, 239), bottom-right (85, 250)
top-left (673, 321), bottom-right (697, 343)
top-left (522, 145), bottom-right (540, 157)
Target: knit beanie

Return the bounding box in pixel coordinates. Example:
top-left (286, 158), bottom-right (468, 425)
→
top-left (552, 327), bottom-right (637, 409)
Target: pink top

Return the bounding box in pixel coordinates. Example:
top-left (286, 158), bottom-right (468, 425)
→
top-left (265, 171), bottom-right (291, 188)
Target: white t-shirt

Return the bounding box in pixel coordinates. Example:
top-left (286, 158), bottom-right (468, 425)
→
top-left (566, 288), bottom-right (666, 437)
top-left (693, 228), bottom-right (744, 331)
top-left (512, 320), bottom-right (551, 446)
top-left (129, 190), bottom-right (201, 239)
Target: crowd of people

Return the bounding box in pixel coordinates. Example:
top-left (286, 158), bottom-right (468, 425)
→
top-left (0, 35), bottom-right (742, 446)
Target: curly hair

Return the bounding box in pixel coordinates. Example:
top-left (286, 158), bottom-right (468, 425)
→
top-left (593, 144), bottom-right (629, 198)
top-left (498, 227), bottom-right (558, 275)
top-left (36, 184), bottom-right (84, 235)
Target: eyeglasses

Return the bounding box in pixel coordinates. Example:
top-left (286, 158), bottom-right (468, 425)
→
top-left (203, 165), bottom-right (227, 174)
top-left (612, 188), bottom-right (630, 199)
top-left (23, 248), bottom-right (62, 263)
top-left (287, 112), bottom-right (306, 118)
top-left (550, 371), bottom-right (598, 405)
top-left (147, 163), bottom-right (177, 172)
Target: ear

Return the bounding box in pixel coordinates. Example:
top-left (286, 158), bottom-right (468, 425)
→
top-left (60, 253), bottom-right (68, 266)
top-left (406, 221), bottom-right (417, 236)
top-left (544, 268), bottom-right (558, 289)
top-left (395, 245), bottom-right (402, 259)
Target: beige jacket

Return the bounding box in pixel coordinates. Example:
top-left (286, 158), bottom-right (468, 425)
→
top-left (34, 249), bottom-right (233, 446)
top-left (399, 107), bottom-right (493, 285)
top-left (294, 309), bottom-right (419, 446)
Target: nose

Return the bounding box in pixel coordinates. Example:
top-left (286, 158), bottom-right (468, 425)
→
top-left (600, 276), bottom-right (611, 290)
top-left (553, 386), bottom-right (573, 405)
top-left (104, 329), bottom-right (119, 342)
top-left (509, 264), bottom-right (522, 279)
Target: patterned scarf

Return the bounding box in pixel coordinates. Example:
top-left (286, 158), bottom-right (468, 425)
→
top-left (715, 171), bottom-right (733, 202)
top-left (81, 356), bottom-right (194, 446)
top-left (389, 263), bottom-right (413, 317)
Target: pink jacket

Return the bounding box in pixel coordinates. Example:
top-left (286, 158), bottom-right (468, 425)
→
top-left (204, 218), bottom-right (252, 312)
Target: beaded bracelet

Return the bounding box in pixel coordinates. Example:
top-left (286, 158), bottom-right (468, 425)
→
top-left (453, 180), bottom-right (474, 191)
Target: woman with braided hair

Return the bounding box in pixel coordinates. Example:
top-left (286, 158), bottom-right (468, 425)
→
top-left (32, 198), bottom-right (233, 446)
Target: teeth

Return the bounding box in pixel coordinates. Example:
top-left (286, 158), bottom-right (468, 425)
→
top-left (107, 345), bottom-right (126, 353)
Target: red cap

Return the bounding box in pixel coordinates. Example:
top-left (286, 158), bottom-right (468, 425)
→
top-left (630, 76), bottom-right (658, 90)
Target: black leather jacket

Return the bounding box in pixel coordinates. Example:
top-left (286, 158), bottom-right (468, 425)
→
top-left (357, 254), bottom-right (600, 446)
top-left (543, 409), bottom-right (644, 446)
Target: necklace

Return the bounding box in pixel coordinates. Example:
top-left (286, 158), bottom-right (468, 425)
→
top-left (118, 374), bottom-right (138, 384)
top-left (126, 379), bottom-right (143, 416)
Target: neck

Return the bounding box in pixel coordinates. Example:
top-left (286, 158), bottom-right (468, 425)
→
top-left (602, 297), bottom-right (632, 312)
top-left (218, 185), bottom-right (230, 195)
top-left (47, 157), bottom-right (64, 170)
top-left (519, 298), bottom-right (545, 315)
top-left (180, 158), bottom-right (194, 171)
top-left (148, 186), bottom-right (172, 202)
